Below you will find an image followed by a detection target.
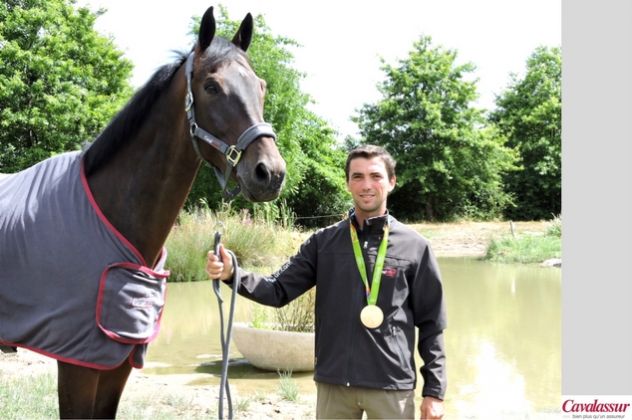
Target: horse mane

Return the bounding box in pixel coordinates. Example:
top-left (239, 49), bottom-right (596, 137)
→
top-left (82, 38), bottom-right (249, 175)
top-left (82, 51), bottom-right (188, 174)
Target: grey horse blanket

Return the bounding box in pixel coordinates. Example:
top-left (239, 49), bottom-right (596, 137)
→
top-left (0, 151), bottom-right (169, 369)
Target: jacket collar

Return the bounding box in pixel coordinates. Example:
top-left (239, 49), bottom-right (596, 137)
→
top-left (348, 208), bottom-right (391, 232)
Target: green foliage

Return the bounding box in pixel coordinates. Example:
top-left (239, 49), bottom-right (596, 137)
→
top-left (485, 221), bottom-right (561, 264)
top-left (490, 46), bottom-right (561, 220)
top-left (162, 209), bottom-right (216, 283)
top-left (285, 122), bottom-right (351, 227)
top-left (277, 370), bottom-right (300, 402)
top-left (355, 36), bottom-right (516, 221)
top-left (0, 373), bottom-right (58, 419)
top-left (185, 6), bottom-right (349, 225)
top-left (0, 0), bottom-right (133, 173)
top-left (485, 234), bottom-right (561, 264)
top-left (235, 397), bottom-right (252, 414)
top-left (250, 305), bottom-right (272, 329)
top-left (546, 215), bottom-right (562, 238)
top-left (167, 203), bottom-right (316, 331)
top-left (164, 205), bottom-right (305, 282)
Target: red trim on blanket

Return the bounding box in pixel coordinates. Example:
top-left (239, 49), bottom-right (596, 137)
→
top-left (0, 340), bottom-right (139, 371)
top-left (79, 159), bottom-right (147, 266)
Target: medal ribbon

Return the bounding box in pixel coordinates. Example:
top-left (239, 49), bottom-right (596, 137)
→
top-left (350, 222), bottom-right (390, 305)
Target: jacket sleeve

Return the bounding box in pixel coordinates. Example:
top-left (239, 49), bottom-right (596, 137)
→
top-left (412, 244), bottom-right (447, 400)
top-left (227, 233), bottom-right (318, 308)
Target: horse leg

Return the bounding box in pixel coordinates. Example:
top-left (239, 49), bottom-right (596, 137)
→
top-left (57, 361), bottom-right (99, 419)
top-left (92, 361), bottom-right (133, 419)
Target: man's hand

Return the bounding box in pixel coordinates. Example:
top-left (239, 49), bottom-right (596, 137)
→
top-left (206, 245), bottom-right (234, 281)
top-left (420, 396), bottom-right (444, 419)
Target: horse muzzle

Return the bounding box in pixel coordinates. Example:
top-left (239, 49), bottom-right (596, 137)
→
top-left (237, 136), bottom-right (286, 202)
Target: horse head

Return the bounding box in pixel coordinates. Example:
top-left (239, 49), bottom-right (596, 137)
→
top-left (187, 7), bottom-right (286, 202)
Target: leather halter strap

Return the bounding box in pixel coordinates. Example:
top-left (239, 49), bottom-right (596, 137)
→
top-left (184, 52), bottom-right (277, 199)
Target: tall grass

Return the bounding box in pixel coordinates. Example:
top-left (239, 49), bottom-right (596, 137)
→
top-left (485, 234), bottom-right (561, 263)
top-left (165, 204), bottom-right (305, 282)
top-left (546, 215), bottom-right (562, 238)
top-left (485, 216), bottom-right (562, 264)
top-left (167, 204), bottom-right (317, 332)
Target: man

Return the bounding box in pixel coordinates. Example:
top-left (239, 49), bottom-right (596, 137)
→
top-left (207, 145), bottom-right (447, 419)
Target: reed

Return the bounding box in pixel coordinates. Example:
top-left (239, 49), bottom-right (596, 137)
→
top-left (165, 203), bottom-right (306, 282)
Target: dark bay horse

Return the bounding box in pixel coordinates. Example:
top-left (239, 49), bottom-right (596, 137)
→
top-left (0, 6), bottom-right (285, 418)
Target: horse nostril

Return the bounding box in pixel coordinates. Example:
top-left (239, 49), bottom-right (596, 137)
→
top-left (255, 162), bottom-right (271, 185)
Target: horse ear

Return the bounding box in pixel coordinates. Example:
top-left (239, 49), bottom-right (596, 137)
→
top-left (232, 13), bottom-right (253, 51)
top-left (198, 6), bottom-right (216, 52)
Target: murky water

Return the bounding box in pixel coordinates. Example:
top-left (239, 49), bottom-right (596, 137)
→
top-left (144, 258), bottom-right (561, 417)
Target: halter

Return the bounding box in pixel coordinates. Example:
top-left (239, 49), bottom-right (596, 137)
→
top-left (184, 52), bottom-right (277, 199)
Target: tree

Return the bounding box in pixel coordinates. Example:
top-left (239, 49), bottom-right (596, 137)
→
top-left (355, 36), bottom-right (516, 221)
top-left (284, 113), bottom-right (350, 227)
top-left (0, 0), bottom-right (133, 173)
top-left (490, 46), bottom-right (561, 220)
top-left (187, 7), bottom-right (349, 225)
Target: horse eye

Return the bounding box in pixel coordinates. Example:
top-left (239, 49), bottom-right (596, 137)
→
top-left (204, 81), bottom-right (220, 95)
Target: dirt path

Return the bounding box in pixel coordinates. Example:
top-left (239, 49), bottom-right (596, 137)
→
top-left (1, 221), bottom-right (553, 418)
top-left (413, 220), bottom-right (550, 257)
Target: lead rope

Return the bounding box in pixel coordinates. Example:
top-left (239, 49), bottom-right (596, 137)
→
top-left (211, 229), bottom-right (239, 419)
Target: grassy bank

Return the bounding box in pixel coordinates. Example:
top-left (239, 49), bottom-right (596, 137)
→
top-left (166, 210), bottom-right (561, 282)
top-left (484, 218), bottom-right (561, 263)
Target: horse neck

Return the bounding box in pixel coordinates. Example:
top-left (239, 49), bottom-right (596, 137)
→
top-left (87, 65), bottom-right (202, 267)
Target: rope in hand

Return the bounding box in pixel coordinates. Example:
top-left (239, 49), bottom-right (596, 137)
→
top-left (211, 227), bottom-right (239, 419)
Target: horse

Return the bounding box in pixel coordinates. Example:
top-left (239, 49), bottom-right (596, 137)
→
top-left (0, 6), bottom-right (285, 418)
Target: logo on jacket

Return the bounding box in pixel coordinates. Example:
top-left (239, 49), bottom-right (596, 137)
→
top-left (382, 266), bottom-right (398, 278)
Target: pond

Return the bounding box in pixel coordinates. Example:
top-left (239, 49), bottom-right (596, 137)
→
top-left (144, 257), bottom-right (561, 417)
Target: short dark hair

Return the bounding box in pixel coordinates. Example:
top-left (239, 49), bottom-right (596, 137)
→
top-left (345, 145), bottom-right (396, 182)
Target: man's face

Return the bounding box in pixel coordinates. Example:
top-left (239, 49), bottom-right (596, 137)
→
top-left (346, 156), bottom-right (396, 219)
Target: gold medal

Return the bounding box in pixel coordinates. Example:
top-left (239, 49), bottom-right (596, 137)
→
top-left (360, 304), bottom-right (384, 329)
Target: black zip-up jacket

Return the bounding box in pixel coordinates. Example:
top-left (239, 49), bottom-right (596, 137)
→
top-left (229, 211), bottom-right (447, 399)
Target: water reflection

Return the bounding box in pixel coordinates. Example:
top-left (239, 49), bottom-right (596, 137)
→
top-left (443, 258), bottom-right (561, 417)
top-left (145, 258), bottom-right (561, 417)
